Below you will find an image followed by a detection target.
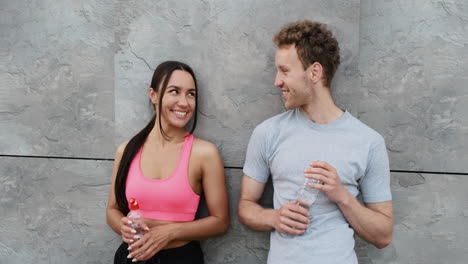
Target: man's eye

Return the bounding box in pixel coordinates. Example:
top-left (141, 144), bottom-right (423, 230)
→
top-left (189, 92), bottom-right (196, 97)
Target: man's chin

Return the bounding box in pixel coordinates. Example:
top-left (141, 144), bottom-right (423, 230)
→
top-left (283, 102), bottom-right (296, 110)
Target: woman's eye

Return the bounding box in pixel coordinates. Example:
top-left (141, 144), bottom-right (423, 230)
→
top-left (189, 92), bottom-right (196, 97)
top-left (168, 90), bottom-right (178, 94)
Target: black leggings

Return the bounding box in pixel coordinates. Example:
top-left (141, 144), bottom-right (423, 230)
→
top-left (114, 241), bottom-right (204, 264)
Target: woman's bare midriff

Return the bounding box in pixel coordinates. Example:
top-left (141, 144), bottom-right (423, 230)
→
top-left (143, 218), bottom-right (191, 249)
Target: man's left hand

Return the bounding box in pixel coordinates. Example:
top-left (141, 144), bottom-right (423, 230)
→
top-left (304, 161), bottom-right (349, 204)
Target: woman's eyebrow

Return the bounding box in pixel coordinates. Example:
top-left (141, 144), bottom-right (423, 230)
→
top-left (168, 85), bottom-right (196, 90)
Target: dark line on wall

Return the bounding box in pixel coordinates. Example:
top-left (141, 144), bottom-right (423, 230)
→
top-left (390, 170), bottom-right (468, 176)
top-left (1, 154), bottom-right (467, 176)
top-left (0, 154), bottom-right (114, 161)
top-left (225, 167), bottom-right (468, 176)
top-left (225, 166), bottom-right (243, 170)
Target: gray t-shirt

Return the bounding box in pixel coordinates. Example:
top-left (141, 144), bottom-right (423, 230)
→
top-left (243, 109), bottom-right (391, 264)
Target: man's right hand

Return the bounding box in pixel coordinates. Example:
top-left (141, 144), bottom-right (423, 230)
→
top-left (272, 200), bottom-right (310, 235)
top-left (238, 175), bottom-right (310, 234)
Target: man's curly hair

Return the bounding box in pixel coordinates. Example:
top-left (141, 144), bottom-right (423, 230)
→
top-left (273, 20), bottom-right (340, 88)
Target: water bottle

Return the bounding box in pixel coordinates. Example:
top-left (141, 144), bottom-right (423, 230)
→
top-left (295, 178), bottom-right (321, 208)
top-left (127, 198), bottom-right (144, 239)
top-left (278, 178), bottom-right (322, 239)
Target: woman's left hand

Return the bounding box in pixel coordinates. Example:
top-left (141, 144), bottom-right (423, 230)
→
top-left (126, 224), bottom-right (176, 262)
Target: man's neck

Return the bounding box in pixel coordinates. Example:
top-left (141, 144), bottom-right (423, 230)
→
top-left (299, 87), bottom-right (343, 124)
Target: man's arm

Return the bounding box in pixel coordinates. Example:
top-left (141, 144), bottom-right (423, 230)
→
top-left (238, 175), bottom-right (310, 235)
top-left (338, 198), bottom-right (393, 249)
top-left (305, 161), bottom-right (393, 248)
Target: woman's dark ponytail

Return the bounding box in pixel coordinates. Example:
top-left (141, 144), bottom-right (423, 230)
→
top-left (114, 115), bottom-right (155, 215)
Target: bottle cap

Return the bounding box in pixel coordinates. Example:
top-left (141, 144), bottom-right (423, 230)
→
top-left (129, 198), bottom-right (139, 210)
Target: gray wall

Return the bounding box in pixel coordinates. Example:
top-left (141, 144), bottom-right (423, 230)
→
top-left (1, 0), bottom-right (467, 263)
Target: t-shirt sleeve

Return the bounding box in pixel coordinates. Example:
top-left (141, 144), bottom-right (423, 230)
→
top-left (359, 137), bottom-right (392, 203)
top-left (243, 124), bottom-right (270, 183)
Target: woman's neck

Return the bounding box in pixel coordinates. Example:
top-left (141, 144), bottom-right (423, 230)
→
top-left (148, 122), bottom-right (186, 146)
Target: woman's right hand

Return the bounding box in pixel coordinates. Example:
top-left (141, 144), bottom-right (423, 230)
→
top-left (120, 216), bottom-right (149, 244)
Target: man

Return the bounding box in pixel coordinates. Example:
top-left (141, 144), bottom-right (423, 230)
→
top-left (238, 20), bottom-right (393, 264)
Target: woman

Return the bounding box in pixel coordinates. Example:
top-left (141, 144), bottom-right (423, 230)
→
top-left (106, 61), bottom-right (229, 263)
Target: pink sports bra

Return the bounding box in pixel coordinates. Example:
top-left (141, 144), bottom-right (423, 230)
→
top-left (125, 134), bottom-right (200, 222)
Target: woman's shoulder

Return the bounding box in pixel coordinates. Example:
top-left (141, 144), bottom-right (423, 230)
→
top-left (115, 141), bottom-right (130, 159)
top-left (191, 137), bottom-right (220, 159)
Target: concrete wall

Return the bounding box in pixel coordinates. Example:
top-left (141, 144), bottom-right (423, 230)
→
top-left (1, 0), bottom-right (467, 263)
top-left (359, 0), bottom-right (468, 173)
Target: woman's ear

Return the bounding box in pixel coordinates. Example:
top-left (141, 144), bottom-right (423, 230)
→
top-left (149, 87), bottom-right (158, 105)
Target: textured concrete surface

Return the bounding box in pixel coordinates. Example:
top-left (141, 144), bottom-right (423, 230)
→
top-left (115, 0), bottom-right (360, 167)
top-left (359, 0), bottom-right (468, 173)
top-left (394, 172), bottom-right (468, 264)
top-left (2, 0), bottom-right (468, 263)
top-left (199, 169), bottom-right (272, 264)
top-left (0, 156), bottom-right (118, 263)
top-left (0, 0), bottom-right (115, 158)
top-left (358, 172), bottom-right (468, 264)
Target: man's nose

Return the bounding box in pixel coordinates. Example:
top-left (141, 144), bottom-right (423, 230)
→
top-left (274, 73), bottom-right (283, 87)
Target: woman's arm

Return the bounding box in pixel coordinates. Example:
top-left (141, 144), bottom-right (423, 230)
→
top-left (169, 140), bottom-right (230, 240)
top-left (106, 142), bottom-right (140, 244)
top-left (129, 140), bottom-right (229, 261)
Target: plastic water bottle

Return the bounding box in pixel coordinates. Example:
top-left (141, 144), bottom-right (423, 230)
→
top-left (295, 178), bottom-right (321, 208)
top-left (127, 198), bottom-right (144, 239)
